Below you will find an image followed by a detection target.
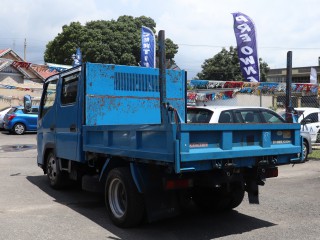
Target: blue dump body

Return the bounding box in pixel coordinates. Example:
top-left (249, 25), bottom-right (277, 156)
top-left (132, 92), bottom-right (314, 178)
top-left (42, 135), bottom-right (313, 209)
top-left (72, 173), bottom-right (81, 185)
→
top-left (82, 63), bottom-right (301, 173)
top-left (85, 63), bottom-right (186, 125)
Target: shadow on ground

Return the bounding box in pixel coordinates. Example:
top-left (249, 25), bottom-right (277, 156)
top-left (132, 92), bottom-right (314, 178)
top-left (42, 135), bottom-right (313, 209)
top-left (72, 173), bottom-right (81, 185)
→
top-left (27, 175), bottom-right (276, 240)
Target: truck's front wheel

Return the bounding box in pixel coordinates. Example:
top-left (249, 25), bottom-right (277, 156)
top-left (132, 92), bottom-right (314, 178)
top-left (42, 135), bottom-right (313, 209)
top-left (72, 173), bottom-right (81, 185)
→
top-left (46, 152), bottom-right (66, 189)
top-left (105, 167), bottom-right (145, 228)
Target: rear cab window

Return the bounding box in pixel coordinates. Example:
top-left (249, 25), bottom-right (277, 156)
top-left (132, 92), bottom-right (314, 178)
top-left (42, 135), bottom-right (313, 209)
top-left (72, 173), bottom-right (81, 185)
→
top-left (61, 74), bottom-right (79, 105)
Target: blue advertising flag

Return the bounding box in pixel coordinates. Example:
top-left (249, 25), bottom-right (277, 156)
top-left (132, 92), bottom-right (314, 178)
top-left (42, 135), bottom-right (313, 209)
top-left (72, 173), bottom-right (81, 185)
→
top-left (72, 47), bottom-right (82, 67)
top-left (232, 12), bottom-right (260, 82)
top-left (141, 26), bottom-right (156, 68)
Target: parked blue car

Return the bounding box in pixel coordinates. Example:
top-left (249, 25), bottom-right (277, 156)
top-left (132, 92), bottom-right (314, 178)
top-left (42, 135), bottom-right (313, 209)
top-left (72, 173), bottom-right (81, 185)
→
top-left (3, 106), bottom-right (39, 135)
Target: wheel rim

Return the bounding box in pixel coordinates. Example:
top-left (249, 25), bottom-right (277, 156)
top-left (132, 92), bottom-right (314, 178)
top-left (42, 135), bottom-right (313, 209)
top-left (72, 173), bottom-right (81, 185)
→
top-left (302, 143), bottom-right (307, 161)
top-left (47, 155), bottom-right (57, 182)
top-left (108, 178), bottom-right (127, 218)
top-left (14, 124), bottom-right (25, 134)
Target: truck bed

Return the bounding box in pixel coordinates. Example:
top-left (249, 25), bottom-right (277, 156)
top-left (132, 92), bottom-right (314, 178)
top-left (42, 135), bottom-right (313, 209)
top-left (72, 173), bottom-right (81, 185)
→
top-left (81, 63), bottom-right (301, 173)
top-left (82, 122), bottom-right (301, 173)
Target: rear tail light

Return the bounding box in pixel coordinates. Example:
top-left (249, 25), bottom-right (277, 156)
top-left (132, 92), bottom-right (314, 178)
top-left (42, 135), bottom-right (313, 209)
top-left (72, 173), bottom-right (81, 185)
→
top-left (260, 167), bottom-right (278, 178)
top-left (8, 115), bottom-right (16, 121)
top-left (164, 179), bottom-right (193, 190)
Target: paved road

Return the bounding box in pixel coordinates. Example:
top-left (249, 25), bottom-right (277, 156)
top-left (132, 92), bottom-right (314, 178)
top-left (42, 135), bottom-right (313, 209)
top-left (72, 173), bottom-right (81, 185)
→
top-left (0, 131), bottom-right (320, 240)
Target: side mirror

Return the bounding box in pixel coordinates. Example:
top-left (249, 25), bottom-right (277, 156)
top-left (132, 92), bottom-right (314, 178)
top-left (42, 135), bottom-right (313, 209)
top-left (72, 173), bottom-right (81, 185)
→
top-left (23, 95), bottom-right (32, 112)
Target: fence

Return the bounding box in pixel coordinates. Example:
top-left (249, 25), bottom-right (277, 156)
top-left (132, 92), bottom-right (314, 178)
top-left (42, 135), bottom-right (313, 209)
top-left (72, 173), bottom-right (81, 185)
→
top-left (0, 85), bottom-right (42, 109)
top-left (187, 80), bottom-right (319, 113)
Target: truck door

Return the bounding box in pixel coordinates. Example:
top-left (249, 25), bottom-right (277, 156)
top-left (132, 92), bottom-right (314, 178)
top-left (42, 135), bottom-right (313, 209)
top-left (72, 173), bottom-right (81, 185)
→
top-left (55, 71), bottom-right (81, 161)
top-left (37, 77), bottom-right (58, 166)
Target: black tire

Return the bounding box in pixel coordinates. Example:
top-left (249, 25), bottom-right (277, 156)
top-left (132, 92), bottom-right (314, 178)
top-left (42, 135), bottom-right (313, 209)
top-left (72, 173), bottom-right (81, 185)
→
top-left (302, 141), bottom-right (309, 162)
top-left (192, 186), bottom-right (229, 212)
top-left (46, 152), bottom-right (66, 189)
top-left (105, 167), bottom-right (145, 228)
top-left (193, 183), bottom-right (244, 212)
top-left (316, 131), bottom-right (320, 143)
top-left (224, 183), bottom-right (245, 210)
top-left (13, 123), bottom-right (26, 135)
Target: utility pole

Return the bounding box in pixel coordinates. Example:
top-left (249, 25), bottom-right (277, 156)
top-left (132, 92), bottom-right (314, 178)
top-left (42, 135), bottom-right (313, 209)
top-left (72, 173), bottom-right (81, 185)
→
top-left (24, 38), bottom-right (27, 61)
top-left (285, 51), bottom-right (293, 122)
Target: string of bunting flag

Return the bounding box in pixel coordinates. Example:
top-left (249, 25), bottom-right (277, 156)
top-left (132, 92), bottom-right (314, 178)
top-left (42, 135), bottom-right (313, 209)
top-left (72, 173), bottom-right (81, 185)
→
top-left (187, 80), bottom-right (319, 103)
top-left (0, 83), bottom-right (42, 92)
top-left (0, 83), bottom-right (42, 101)
top-left (0, 94), bottom-right (41, 101)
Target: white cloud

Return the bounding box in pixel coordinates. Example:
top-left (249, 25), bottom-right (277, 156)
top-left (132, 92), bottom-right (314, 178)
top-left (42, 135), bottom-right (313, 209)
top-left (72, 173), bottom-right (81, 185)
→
top-left (1, 0), bottom-right (320, 78)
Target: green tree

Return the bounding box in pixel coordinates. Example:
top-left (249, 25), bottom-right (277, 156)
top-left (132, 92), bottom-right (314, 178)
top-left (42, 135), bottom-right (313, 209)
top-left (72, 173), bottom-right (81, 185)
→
top-left (196, 46), bottom-right (269, 82)
top-left (44, 16), bottom-right (178, 66)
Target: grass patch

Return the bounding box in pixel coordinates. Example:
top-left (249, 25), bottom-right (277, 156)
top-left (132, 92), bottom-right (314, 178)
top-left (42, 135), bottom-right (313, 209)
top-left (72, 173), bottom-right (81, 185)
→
top-left (309, 149), bottom-right (320, 159)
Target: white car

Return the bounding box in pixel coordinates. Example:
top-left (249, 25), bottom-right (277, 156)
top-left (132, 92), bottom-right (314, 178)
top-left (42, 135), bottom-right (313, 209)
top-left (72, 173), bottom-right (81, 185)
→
top-left (280, 107), bottom-right (320, 144)
top-left (0, 107), bottom-right (12, 129)
top-left (187, 106), bottom-right (312, 162)
top-left (187, 106), bottom-right (286, 124)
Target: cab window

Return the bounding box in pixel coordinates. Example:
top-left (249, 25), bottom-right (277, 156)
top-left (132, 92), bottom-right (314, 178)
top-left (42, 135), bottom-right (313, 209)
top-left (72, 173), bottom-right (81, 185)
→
top-left (61, 74), bottom-right (79, 105)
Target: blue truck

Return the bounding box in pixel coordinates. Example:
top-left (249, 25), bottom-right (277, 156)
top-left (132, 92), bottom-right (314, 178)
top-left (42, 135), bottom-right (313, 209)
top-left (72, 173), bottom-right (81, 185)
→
top-left (33, 31), bottom-right (302, 228)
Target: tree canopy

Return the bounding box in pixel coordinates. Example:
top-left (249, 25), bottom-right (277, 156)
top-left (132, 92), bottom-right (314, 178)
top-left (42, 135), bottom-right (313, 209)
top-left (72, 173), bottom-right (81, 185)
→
top-left (196, 46), bottom-right (269, 82)
top-left (44, 16), bottom-right (179, 66)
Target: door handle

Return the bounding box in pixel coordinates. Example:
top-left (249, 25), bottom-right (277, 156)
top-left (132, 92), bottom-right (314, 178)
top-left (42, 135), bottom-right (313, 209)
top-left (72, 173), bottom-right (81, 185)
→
top-left (50, 125), bottom-right (55, 131)
top-left (70, 124), bottom-right (76, 132)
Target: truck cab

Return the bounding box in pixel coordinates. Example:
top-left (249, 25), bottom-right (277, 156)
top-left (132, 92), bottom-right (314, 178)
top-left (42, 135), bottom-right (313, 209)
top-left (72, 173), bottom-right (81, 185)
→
top-left (37, 67), bottom-right (83, 168)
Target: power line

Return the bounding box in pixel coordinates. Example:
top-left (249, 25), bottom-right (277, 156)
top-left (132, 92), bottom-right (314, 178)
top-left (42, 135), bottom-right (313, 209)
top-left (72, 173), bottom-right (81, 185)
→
top-left (177, 43), bottom-right (320, 50)
top-left (2, 39), bottom-right (320, 51)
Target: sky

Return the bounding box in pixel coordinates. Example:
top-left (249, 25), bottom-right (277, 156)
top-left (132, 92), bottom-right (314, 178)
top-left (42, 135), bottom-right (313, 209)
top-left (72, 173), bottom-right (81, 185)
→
top-left (1, 0), bottom-right (320, 79)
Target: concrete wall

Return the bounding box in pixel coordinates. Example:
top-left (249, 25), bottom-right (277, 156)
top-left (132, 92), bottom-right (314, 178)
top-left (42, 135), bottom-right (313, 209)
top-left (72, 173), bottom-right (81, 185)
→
top-left (196, 94), bottom-right (273, 108)
top-left (0, 75), bottom-right (42, 109)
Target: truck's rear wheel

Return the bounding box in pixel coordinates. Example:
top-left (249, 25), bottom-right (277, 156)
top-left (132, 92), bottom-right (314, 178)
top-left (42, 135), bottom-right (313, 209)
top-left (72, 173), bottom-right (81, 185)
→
top-left (224, 183), bottom-right (245, 210)
top-left (105, 167), bottom-right (145, 228)
top-left (192, 187), bottom-right (229, 212)
top-left (193, 183), bottom-right (244, 212)
top-left (46, 152), bottom-right (66, 189)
